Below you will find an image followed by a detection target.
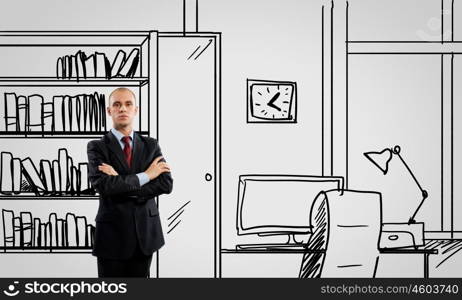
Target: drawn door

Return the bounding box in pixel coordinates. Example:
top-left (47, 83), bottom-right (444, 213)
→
top-left (157, 35), bottom-right (217, 277)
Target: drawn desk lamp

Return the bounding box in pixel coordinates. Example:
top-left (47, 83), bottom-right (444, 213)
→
top-left (364, 145), bottom-right (427, 249)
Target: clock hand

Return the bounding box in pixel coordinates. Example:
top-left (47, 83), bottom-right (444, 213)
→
top-left (267, 92), bottom-right (281, 111)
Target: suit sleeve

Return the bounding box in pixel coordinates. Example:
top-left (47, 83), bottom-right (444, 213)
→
top-left (87, 140), bottom-right (142, 197)
top-left (134, 139), bottom-right (173, 198)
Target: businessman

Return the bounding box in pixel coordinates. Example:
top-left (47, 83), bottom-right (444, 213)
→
top-left (87, 87), bottom-right (173, 277)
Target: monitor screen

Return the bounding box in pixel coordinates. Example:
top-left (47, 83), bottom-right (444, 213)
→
top-left (237, 175), bottom-right (343, 235)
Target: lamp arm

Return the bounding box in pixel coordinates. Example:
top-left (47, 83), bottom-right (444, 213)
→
top-left (409, 192), bottom-right (428, 224)
top-left (394, 150), bottom-right (426, 195)
top-left (393, 146), bottom-right (429, 223)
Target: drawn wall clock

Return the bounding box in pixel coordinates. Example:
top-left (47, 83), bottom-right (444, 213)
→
top-left (247, 79), bottom-right (297, 123)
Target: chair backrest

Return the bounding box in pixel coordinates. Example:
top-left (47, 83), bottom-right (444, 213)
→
top-left (299, 189), bottom-right (382, 278)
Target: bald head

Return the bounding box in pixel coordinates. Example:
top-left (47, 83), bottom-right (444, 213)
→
top-left (108, 88), bottom-right (136, 106)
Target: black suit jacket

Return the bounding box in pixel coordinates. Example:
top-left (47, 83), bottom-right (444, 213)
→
top-left (87, 130), bottom-right (173, 259)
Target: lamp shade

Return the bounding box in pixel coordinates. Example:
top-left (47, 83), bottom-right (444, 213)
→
top-left (364, 148), bottom-right (393, 175)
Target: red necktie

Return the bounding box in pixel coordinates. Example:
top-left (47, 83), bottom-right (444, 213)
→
top-left (121, 136), bottom-right (132, 168)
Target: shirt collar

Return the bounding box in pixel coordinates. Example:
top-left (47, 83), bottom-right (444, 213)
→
top-left (110, 127), bottom-right (134, 141)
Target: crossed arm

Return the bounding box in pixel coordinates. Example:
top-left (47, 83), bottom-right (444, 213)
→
top-left (87, 140), bottom-right (173, 201)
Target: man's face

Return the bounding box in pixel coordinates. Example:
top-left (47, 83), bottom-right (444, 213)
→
top-left (107, 90), bottom-right (138, 128)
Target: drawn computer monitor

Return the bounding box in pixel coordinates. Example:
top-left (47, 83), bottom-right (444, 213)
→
top-left (236, 175), bottom-right (344, 242)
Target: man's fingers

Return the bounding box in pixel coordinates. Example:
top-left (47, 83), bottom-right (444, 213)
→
top-left (152, 156), bottom-right (164, 165)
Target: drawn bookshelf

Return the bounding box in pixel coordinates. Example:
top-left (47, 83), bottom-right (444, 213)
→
top-left (0, 31), bottom-right (157, 254)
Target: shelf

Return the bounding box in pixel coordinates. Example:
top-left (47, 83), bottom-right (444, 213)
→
top-left (0, 195), bottom-right (99, 200)
top-left (0, 77), bottom-right (149, 87)
top-left (221, 248), bottom-right (323, 254)
top-left (0, 31), bottom-right (151, 46)
top-left (0, 131), bottom-right (149, 138)
top-left (0, 247), bottom-right (92, 254)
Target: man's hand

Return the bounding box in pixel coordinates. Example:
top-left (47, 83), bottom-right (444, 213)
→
top-left (144, 156), bottom-right (171, 180)
top-left (98, 163), bottom-right (119, 176)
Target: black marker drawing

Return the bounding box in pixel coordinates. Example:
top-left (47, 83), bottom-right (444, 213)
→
top-left (0, 0), bottom-right (461, 278)
top-left (1, 149), bottom-right (94, 197)
top-left (2, 209), bottom-right (94, 252)
top-left (247, 79), bottom-right (297, 123)
top-left (3, 92), bottom-right (107, 135)
top-left (166, 200), bottom-right (191, 234)
top-left (235, 175), bottom-right (343, 249)
top-left (299, 189), bottom-right (383, 278)
top-left (56, 48), bottom-right (140, 80)
top-left (364, 145), bottom-right (429, 224)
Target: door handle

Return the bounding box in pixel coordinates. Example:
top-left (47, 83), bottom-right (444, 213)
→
top-left (205, 173), bottom-right (213, 181)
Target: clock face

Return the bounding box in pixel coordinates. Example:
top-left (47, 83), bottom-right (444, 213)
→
top-left (248, 81), bottom-right (296, 122)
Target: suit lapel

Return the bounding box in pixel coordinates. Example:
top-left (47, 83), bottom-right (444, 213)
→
top-left (132, 132), bottom-right (144, 172)
top-left (106, 131), bottom-right (130, 172)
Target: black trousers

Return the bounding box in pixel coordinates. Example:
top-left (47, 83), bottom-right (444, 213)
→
top-left (97, 242), bottom-right (153, 278)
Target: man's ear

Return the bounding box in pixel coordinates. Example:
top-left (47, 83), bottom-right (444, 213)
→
top-left (106, 107), bottom-right (111, 116)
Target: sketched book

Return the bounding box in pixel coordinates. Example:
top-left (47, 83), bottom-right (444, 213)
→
top-left (39, 159), bottom-right (54, 194)
top-left (81, 94), bottom-right (89, 132)
top-left (12, 217), bottom-right (21, 247)
top-left (65, 213), bottom-right (77, 247)
top-left (1, 152), bottom-right (13, 195)
top-left (74, 51), bottom-right (86, 80)
top-left (76, 95), bottom-right (84, 132)
top-left (66, 156), bottom-right (74, 194)
top-left (78, 162), bottom-right (90, 194)
top-left (84, 53), bottom-right (95, 78)
top-left (87, 94), bottom-right (99, 131)
top-left (110, 49), bottom-right (126, 78)
top-left (4, 93), bottom-right (17, 131)
top-left (86, 224), bottom-right (95, 248)
top-left (96, 93), bottom-right (106, 131)
top-left (21, 157), bottom-right (46, 195)
top-left (52, 96), bottom-right (64, 132)
top-left (17, 95), bottom-right (28, 132)
top-left (78, 51), bottom-right (87, 78)
top-left (94, 52), bottom-right (108, 78)
top-left (52, 159), bottom-right (61, 195)
top-left (39, 222), bottom-right (49, 247)
top-left (75, 216), bottom-right (87, 247)
top-left (118, 48), bottom-right (139, 77)
top-left (2, 209), bottom-right (14, 247)
top-left (65, 55), bottom-right (72, 78)
top-left (69, 96), bottom-right (79, 132)
top-left (20, 212), bottom-right (33, 247)
top-left (56, 56), bottom-right (64, 79)
top-left (49, 213), bottom-right (57, 248)
top-left (64, 95), bottom-right (73, 132)
top-left (70, 165), bottom-right (78, 195)
top-left (27, 95), bottom-right (44, 131)
top-left (42, 99), bottom-right (54, 132)
top-left (11, 157), bottom-right (22, 194)
top-left (33, 217), bottom-right (40, 247)
top-left (0, 92), bottom-right (4, 132)
top-left (58, 149), bottom-right (69, 194)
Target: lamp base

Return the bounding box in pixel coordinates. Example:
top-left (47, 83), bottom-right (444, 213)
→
top-left (380, 222), bottom-right (425, 249)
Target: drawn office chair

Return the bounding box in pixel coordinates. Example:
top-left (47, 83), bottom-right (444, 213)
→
top-left (299, 189), bottom-right (382, 278)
